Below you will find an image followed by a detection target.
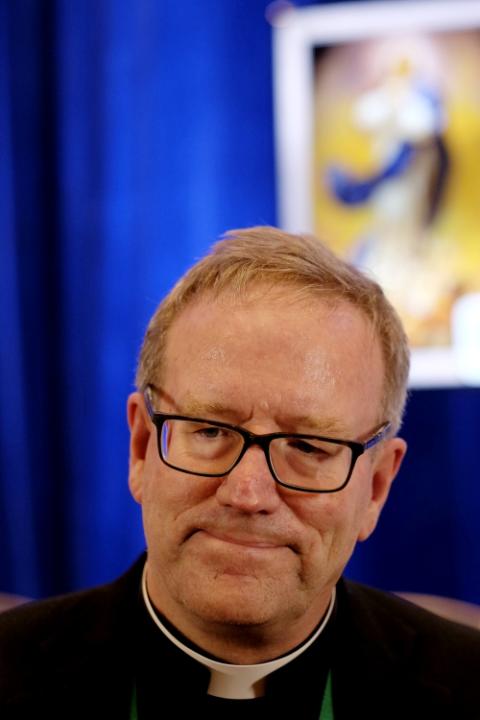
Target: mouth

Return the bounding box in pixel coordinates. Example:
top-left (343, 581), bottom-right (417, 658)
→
top-left (186, 528), bottom-right (297, 558)
top-left (199, 529), bottom-right (284, 550)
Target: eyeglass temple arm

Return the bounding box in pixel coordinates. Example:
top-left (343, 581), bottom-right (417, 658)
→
top-left (363, 422), bottom-right (392, 450)
top-left (143, 386), bottom-right (155, 418)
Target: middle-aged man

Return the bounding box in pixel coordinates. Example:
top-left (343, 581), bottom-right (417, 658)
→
top-left (1, 227), bottom-right (479, 719)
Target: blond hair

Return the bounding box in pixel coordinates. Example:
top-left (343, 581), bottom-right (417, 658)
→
top-left (136, 226), bottom-right (410, 432)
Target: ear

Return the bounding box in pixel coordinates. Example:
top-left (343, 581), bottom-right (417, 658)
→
top-left (358, 437), bottom-right (407, 542)
top-left (127, 392), bottom-right (151, 504)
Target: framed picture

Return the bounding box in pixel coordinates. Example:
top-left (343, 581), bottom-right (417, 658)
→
top-left (272, 0), bottom-right (480, 387)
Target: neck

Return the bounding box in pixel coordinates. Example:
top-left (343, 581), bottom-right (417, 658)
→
top-left (143, 564), bottom-right (335, 664)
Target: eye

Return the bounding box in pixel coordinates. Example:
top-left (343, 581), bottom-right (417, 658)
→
top-left (284, 437), bottom-right (342, 460)
top-left (288, 439), bottom-right (327, 456)
top-left (195, 426), bottom-right (224, 439)
top-left (186, 423), bottom-right (235, 442)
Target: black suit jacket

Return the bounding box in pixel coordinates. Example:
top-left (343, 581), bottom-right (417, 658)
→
top-left (1, 555), bottom-right (479, 719)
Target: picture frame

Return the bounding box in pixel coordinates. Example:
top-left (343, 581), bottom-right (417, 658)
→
top-left (272, 0), bottom-right (480, 386)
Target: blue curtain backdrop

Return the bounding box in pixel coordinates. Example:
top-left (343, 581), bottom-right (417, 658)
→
top-left (1, 0), bottom-right (479, 604)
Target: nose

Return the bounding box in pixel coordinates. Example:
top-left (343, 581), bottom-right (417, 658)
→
top-left (215, 446), bottom-right (281, 514)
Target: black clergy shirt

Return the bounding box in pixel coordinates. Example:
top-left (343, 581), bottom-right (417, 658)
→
top-left (134, 586), bottom-right (335, 720)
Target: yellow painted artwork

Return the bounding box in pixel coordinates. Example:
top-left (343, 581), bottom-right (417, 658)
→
top-left (314, 31), bottom-right (480, 347)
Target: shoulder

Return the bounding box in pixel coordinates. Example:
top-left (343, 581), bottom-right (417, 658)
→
top-left (340, 577), bottom-right (480, 652)
top-left (0, 553), bottom-right (144, 645)
top-left (0, 555), bottom-right (145, 714)
top-left (333, 578), bottom-right (480, 718)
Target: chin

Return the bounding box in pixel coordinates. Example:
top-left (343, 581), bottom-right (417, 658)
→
top-left (195, 605), bottom-right (270, 628)
top-left (181, 573), bottom-right (301, 629)
top-left (188, 599), bottom-right (277, 629)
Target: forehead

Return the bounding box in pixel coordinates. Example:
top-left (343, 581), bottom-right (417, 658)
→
top-left (161, 289), bottom-right (385, 432)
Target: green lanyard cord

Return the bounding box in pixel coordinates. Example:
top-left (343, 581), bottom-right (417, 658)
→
top-left (130, 670), bottom-right (333, 720)
top-left (319, 670), bottom-right (334, 720)
top-left (130, 684), bottom-right (138, 720)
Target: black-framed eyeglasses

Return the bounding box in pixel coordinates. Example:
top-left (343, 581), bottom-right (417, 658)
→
top-left (144, 386), bottom-right (391, 494)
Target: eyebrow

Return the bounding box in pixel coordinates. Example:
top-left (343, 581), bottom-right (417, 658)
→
top-left (176, 396), bottom-right (349, 438)
top-left (148, 388), bottom-right (235, 420)
top-left (278, 415), bottom-right (349, 437)
top-left (179, 398), bottom-right (239, 419)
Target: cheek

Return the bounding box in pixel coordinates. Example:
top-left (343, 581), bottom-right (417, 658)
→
top-left (292, 485), bottom-right (370, 556)
top-left (139, 449), bottom-right (177, 539)
top-left (140, 455), bottom-right (218, 538)
top-left (291, 493), bottom-right (349, 534)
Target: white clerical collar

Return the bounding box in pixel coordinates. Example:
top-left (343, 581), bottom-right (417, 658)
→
top-left (141, 566), bottom-right (335, 700)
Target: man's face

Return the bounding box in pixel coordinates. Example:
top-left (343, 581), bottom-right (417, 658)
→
top-left (128, 289), bottom-right (406, 658)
